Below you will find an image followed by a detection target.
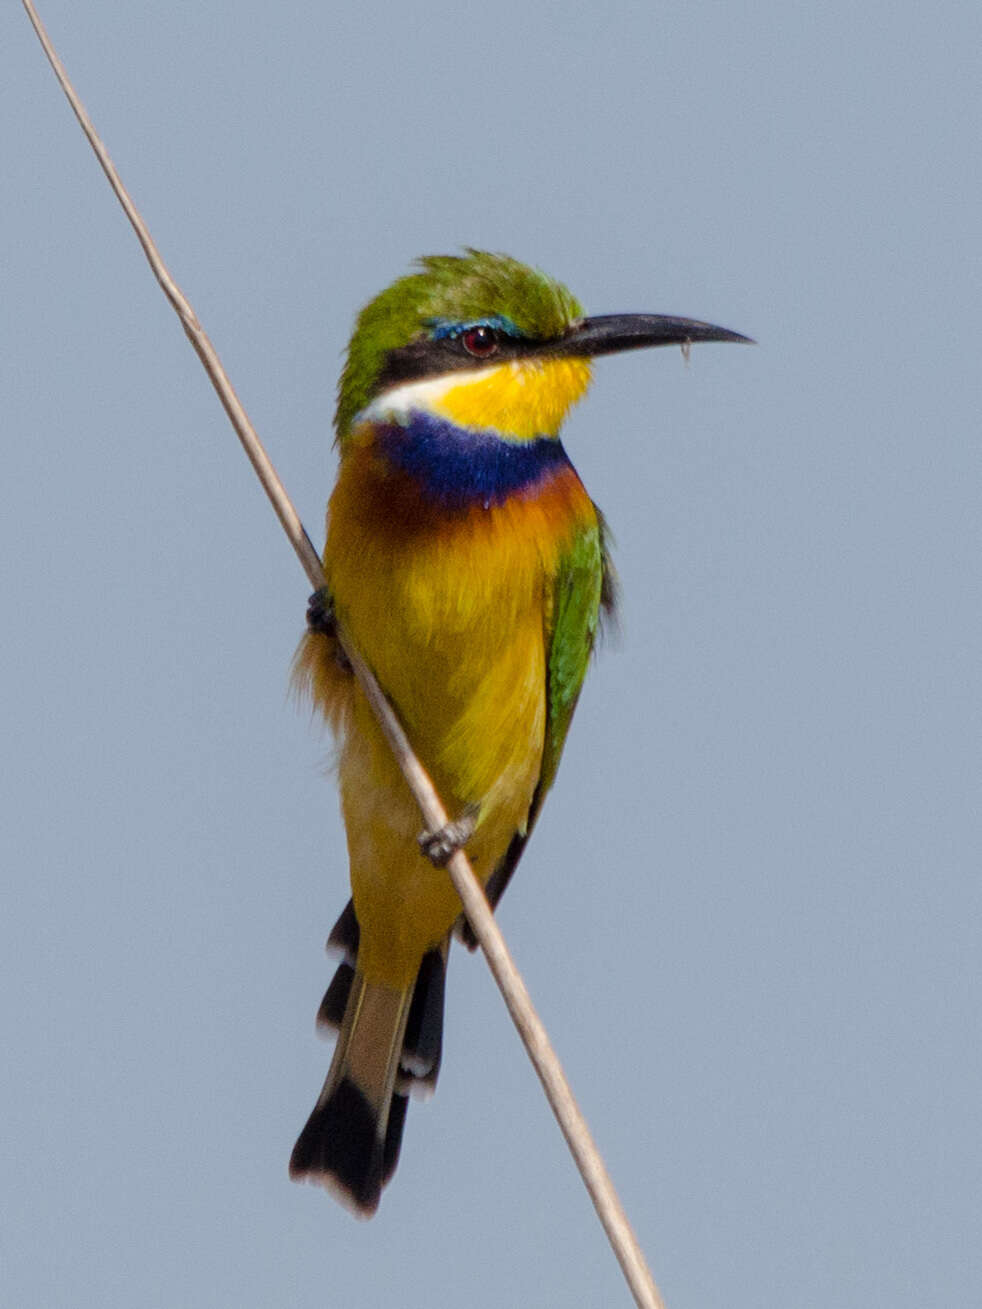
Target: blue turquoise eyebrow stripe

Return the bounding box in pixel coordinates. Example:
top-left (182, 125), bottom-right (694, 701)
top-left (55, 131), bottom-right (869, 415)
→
top-left (375, 411), bottom-right (572, 509)
top-left (427, 314), bottom-right (524, 341)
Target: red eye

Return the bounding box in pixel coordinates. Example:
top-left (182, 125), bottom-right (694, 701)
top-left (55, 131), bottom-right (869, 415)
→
top-left (462, 325), bottom-right (499, 358)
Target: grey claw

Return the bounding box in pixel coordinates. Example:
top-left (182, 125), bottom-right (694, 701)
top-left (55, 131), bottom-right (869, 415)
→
top-left (418, 808), bottom-right (478, 867)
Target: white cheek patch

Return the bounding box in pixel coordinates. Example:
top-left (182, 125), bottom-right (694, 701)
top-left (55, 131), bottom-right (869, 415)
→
top-left (358, 364), bottom-right (514, 425)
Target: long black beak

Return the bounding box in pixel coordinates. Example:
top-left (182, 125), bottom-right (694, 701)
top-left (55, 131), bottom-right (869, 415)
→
top-left (547, 313), bottom-right (753, 358)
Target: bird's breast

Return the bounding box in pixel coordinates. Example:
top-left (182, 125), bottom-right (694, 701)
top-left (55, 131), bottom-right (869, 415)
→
top-left (323, 415), bottom-right (597, 801)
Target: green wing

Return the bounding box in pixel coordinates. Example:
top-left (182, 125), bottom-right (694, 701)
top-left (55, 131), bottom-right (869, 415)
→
top-left (460, 513), bottom-right (614, 947)
top-left (538, 520), bottom-right (607, 796)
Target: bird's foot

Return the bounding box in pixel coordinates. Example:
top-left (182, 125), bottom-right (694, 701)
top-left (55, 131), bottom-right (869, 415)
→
top-left (306, 587), bottom-right (352, 672)
top-left (418, 806), bottom-right (478, 867)
top-left (306, 587), bottom-right (337, 636)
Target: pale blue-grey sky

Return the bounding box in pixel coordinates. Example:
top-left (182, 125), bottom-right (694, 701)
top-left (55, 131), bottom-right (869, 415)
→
top-left (3, 3), bottom-right (979, 1306)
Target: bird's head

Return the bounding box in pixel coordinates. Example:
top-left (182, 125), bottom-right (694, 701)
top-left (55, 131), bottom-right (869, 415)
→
top-left (336, 250), bottom-right (750, 444)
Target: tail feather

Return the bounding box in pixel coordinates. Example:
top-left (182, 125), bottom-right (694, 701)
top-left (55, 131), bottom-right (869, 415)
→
top-left (316, 960), bottom-right (354, 1030)
top-left (290, 1078), bottom-right (410, 1206)
top-left (382, 1092), bottom-right (410, 1185)
top-left (293, 905), bottom-right (450, 1214)
top-left (398, 942), bottom-right (447, 1097)
top-left (289, 1075), bottom-right (385, 1213)
top-left (317, 903), bottom-right (448, 1097)
top-left (326, 898), bottom-right (360, 961)
top-left (290, 970), bottom-right (411, 1216)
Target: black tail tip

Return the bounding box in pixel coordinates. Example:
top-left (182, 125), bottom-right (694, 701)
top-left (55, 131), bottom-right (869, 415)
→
top-left (290, 1079), bottom-right (411, 1216)
top-left (289, 1077), bottom-right (384, 1217)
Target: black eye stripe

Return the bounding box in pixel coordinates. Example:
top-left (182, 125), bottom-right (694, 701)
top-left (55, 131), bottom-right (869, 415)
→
top-left (375, 330), bottom-right (536, 392)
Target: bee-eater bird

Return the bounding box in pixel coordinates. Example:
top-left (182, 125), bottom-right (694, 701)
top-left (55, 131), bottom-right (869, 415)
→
top-left (289, 251), bottom-right (749, 1215)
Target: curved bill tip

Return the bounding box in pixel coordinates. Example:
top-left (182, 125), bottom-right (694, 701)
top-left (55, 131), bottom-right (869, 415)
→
top-left (551, 313), bottom-right (755, 358)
